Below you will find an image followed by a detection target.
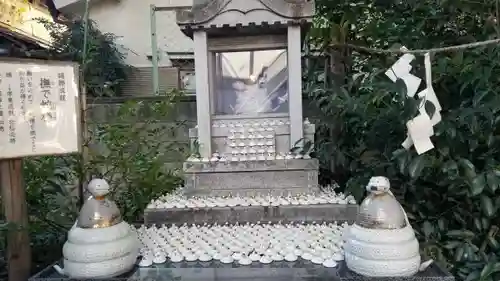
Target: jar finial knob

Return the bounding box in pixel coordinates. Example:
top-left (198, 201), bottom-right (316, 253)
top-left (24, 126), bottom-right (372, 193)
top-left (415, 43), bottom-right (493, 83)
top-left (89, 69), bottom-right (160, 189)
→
top-left (366, 176), bottom-right (390, 194)
top-left (87, 178), bottom-right (110, 197)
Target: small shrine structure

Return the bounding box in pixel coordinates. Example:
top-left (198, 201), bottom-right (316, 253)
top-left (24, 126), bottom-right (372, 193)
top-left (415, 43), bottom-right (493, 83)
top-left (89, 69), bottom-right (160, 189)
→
top-left (176, 0), bottom-right (314, 158)
top-left (176, 0), bottom-right (317, 196)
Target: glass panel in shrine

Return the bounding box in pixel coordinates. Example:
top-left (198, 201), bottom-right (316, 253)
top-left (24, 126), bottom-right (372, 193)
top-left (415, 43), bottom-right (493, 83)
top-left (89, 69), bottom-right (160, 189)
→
top-left (212, 49), bottom-right (289, 116)
top-left (181, 70), bottom-right (196, 93)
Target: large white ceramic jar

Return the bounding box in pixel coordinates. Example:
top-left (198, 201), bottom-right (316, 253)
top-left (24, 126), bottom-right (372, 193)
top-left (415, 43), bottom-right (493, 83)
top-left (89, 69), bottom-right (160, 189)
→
top-left (344, 176), bottom-right (421, 277)
top-left (54, 179), bottom-right (139, 278)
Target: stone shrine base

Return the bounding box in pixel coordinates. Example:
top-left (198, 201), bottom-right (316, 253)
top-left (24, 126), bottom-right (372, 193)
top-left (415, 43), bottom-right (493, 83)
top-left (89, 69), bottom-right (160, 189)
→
top-left (30, 260), bottom-right (455, 281)
top-left (144, 189), bottom-right (358, 225)
top-left (183, 159), bottom-right (319, 197)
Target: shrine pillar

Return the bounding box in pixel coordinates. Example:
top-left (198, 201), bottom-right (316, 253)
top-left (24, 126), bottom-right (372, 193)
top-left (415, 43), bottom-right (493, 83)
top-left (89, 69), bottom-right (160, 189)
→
top-left (193, 31), bottom-right (212, 158)
top-left (287, 25), bottom-right (304, 148)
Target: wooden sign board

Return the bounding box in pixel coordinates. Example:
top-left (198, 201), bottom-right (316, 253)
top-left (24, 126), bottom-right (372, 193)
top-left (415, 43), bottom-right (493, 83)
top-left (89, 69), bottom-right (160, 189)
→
top-left (0, 58), bottom-right (80, 159)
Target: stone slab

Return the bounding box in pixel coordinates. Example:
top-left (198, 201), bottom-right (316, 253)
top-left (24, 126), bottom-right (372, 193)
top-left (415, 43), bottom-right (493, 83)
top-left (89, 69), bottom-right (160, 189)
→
top-left (184, 169), bottom-right (319, 197)
top-left (183, 159), bottom-right (319, 173)
top-left (144, 204), bottom-right (358, 225)
top-left (30, 260), bottom-right (454, 281)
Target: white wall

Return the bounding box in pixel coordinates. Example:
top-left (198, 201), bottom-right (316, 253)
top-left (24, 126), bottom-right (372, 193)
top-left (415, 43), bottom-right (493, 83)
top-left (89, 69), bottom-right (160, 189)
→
top-left (89, 0), bottom-right (194, 67)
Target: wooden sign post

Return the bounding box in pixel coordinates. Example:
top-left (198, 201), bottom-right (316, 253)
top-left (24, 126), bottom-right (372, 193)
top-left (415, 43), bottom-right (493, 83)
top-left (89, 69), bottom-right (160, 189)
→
top-left (0, 158), bottom-right (30, 281)
top-left (0, 58), bottom-right (81, 281)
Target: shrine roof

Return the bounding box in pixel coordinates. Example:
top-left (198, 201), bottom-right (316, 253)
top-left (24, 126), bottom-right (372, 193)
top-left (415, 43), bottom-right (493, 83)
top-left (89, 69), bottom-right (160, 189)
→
top-left (176, 0), bottom-right (314, 38)
top-left (0, 25), bottom-right (50, 58)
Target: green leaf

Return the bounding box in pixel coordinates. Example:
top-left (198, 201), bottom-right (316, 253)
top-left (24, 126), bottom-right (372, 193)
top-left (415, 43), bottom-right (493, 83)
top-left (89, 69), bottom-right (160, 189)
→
top-left (446, 230), bottom-right (475, 239)
top-left (437, 218), bottom-right (445, 231)
top-left (487, 135), bottom-right (496, 148)
top-left (487, 236), bottom-right (500, 250)
top-left (470, 175), bottom-right (486, 196)
top-left (458, 158), bottom-right (477, 179)
top-left (493, 168), bottom-right (500, 177)
top-left (454, 245), bottom-right (465, 262)
top-left (480, 195), bottom-right (495, 217)
top-left (442, 160), bottom-right (458, 173)
top-left (465, 271), bottom-right (480, 281)
top-left (391, 148), bottom-right (407, 159)
top-left (424, 100), bottom-right (436, 118)
top-left (473, 91), bottom-right (490, 107)
top-left (408, 155), bottom-right (427, 179)
top-left (486, 172), bottom-right (499, 193)
top-left (422, 221), bottom-right (433, 239)
top-left (443, 241), bottom-right (462, 249)
top-left (452, 51), bottom-right (464, 66)
top-left (402, 97), bottom-right (420, 120)
top-left (473, 217), bottom-right (482, 231)
top-left (395, 78), bottom-right (408, 98)
top-left (392, 148), bottom-right (410, 174)
top-left (480, 261), bottom-right (500, 279)
top-left (453, 210), bottom-right (467, 225)
top-left (482, 218), bottom-right (491, 231)
top-left (464, 243), bottom-right (474, 260)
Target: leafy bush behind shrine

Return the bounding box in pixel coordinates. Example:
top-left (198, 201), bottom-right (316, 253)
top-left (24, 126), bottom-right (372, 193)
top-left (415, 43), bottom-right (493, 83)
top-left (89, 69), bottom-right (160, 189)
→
top-left (0, 94), bottom-right (187, 277)
top-left (308, 0), bottom-right (500, 280)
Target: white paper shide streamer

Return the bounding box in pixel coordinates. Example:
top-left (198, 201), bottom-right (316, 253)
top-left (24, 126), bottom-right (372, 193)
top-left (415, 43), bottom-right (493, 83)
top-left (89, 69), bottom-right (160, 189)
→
top-left (385, 47), bottom-right (443, 155)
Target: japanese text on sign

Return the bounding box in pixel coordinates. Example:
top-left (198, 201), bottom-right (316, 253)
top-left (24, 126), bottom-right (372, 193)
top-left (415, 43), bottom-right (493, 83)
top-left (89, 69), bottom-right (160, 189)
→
top-left (0, 60), bottom-right (80, 159)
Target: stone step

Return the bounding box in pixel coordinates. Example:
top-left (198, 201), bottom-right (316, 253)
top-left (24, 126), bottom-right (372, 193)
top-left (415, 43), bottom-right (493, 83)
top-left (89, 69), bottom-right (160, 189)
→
top-left (30, 260), bottom-right (455, 281)
top-left (134, 264), bottom-right (341, 279)
top-left (144, 204), bottom-right (358, 225)
top-left (183, 159), bottom-right (319, 197)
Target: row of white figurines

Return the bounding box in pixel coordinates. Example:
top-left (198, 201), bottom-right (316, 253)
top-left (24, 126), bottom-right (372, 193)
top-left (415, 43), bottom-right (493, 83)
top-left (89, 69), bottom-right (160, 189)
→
top-left (227, 140), bottom-right (275, 148)
top-left (137, 222), bottom-right (346, 267)
top-left (226, 147), bottom-right (276, 156)
top-left (162, 184), bottom-right (341, 197)
top-left (228, 127), bottom-right (275, 134)
top-left (212, 119), bottom-right (294, 128)
top-left (147, 192), bottom-right (357, 209)
top-left (227, 133), bottom-right (275, 140)
top-left (187, 151), bottom-right (311, 163)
